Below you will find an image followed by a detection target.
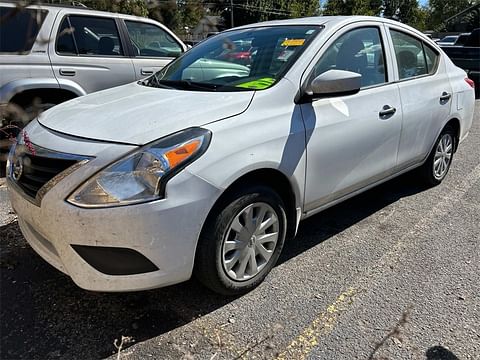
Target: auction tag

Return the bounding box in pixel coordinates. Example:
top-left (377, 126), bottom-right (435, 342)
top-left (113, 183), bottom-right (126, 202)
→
top-left (281, 39), bottom-right (305, 46)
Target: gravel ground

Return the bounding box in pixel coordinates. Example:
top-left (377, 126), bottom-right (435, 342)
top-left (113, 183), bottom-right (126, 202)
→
top-left (1, 102), bottom-right (479, 360)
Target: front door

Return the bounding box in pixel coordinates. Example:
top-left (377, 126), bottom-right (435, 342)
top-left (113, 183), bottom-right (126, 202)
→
top-left (122, 20), bottom-right (184, 80)
top-left (301, 25), bottom-right (402, 212)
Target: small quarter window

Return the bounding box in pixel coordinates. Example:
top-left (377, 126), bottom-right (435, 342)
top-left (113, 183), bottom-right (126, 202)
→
top-left (424, 43), bottom-right (439, 74)
top-left (0, 6), bottom-right (48, 53)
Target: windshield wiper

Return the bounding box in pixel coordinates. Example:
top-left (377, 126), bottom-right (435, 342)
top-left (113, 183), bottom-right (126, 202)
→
top-left (157, 80), bottom-right (220, 91)
top-left (142, 74), bottom-right (175, 89)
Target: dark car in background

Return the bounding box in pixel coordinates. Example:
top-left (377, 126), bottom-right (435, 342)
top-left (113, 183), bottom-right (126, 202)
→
top-left (440, 29), bottom-right (480, 97)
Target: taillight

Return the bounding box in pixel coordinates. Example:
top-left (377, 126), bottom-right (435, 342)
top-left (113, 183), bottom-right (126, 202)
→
top-left (465, 77), bottom-right (475, 88)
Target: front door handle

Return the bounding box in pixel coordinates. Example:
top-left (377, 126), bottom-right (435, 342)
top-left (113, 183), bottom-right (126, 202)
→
top-left (59, 68), bottom-right (76, 76)
top-left (440, 92), bottom-right (452, 103)
top-left (140, 68), bottom-right (154, 76)
top-left (379, 105), bottom-right (396, 119)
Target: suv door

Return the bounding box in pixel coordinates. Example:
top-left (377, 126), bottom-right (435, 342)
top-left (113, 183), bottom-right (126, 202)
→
top-left (49, 13), bottom-right (135, 94)
top-left (301, 24), bottom-right (402, 212)
top-left (386, 27), bottom-right (453, 169)
top-left (122, 20), bottom-right (184, 79)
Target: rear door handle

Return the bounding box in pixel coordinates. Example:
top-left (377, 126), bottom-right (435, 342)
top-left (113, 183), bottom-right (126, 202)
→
top-left (440, 92), bottom-right (451, 103)
top-left (59, 68), bottom-right (75, 76)
top-left (140, 68), bottom-right (154, 76)
top-left (379, 105), bottom-right (396, 119)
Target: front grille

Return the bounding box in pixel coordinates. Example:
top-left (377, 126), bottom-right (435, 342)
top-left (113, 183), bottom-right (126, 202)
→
top-left (9, 143), bottom-right (91, 203)
top-left (16, 154), bottom-right (78, 199)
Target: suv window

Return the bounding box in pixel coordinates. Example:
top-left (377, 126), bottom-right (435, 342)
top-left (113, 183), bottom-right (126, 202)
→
top-left (125, 21), bottom-right (182, 58)
top-left (390, 30), bottom-right (434, 80)
top-left (56, 15), bottom-right (124, 56)
top-left (311, 27), bottom-right (387, 88)
top-left (0, 7), bottom-right (48, 53)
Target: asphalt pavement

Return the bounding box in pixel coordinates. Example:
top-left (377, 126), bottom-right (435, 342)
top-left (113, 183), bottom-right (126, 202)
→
top-left (1, 102), bottom-right (479, 360)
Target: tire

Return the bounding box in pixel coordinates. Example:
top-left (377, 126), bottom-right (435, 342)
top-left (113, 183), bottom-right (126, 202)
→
top-left (419, 125), bottom-right (456, 186)
top-left (195, 185), bottom-right (287, 296)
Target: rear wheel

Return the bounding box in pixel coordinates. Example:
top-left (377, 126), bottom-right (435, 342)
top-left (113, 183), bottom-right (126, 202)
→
top-left (419, 125), bottom-right (456, 186)
top-left (195, 186), bottom-right (287, 295)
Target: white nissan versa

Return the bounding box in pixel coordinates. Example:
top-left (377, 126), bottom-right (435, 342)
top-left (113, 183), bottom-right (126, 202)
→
top-left (6, 17), bottom-right (475, 295)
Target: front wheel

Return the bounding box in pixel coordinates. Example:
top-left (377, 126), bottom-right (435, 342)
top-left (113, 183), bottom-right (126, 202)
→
top-left (419, 126), bottom-right (456, 186)
top-left (195, 186), bottom-right (287, 295)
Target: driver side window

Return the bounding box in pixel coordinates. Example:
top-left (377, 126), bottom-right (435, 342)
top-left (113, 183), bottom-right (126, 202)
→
top-left (125, 21), bottom-right (182, 58)
top-left (312, 27), bottom-right (387, 87)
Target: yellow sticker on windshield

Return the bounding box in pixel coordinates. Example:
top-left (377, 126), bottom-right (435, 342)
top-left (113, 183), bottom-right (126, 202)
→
top-left (236, 77), bottom-right (276, 90)
top-left (281, 39), bottom-right (305, 46)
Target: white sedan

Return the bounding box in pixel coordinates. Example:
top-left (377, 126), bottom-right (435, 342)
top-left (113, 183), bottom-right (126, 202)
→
top-left (6, 16), bottom-right (475, 295)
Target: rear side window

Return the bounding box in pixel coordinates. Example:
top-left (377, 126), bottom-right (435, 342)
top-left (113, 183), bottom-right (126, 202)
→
top-left (56, 15), bottom-right (124, 56)
top-left (0, 6), bottom-right (48, 53)
top-left (390, 30), bottom-right (430, 80)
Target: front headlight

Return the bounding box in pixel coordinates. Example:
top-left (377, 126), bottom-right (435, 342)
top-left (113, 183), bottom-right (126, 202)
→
top-left (68, 128), bottom-right (211, 208)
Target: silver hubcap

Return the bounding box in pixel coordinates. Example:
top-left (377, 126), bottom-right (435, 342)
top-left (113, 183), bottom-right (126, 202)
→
top-left (433, 134), bottom-right (453, 180)
top-left (222, 202), bottom-right (279, 281)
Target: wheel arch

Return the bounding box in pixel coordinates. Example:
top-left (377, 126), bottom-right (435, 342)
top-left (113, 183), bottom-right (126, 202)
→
top-left (10, 88), bottom-right (78, 107)
top-left (199, 168), bottom-right (300, 248)
top-left (444, 117), bottom-right (460, 152)
top-left (1, 78), bottom-right (86, 105)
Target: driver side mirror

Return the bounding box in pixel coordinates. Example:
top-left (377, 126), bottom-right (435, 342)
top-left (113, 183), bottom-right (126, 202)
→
top-left (307, 69), bottom-right (361, 97)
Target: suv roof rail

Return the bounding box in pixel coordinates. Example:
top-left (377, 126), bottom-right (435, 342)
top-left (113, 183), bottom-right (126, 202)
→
top-left (1, 0), bottom-right (91, 10)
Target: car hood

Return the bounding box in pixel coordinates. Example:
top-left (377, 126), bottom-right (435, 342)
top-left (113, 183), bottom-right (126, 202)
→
top-left (38, 82), bottom-right (254, 145)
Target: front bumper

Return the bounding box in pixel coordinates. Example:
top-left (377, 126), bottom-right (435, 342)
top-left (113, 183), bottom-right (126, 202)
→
top-left (7, 124), bottom-right (221, 292)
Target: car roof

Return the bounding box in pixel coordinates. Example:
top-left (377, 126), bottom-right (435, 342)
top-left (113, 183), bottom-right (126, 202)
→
top-left (232, 16), bottom-right (399, 29)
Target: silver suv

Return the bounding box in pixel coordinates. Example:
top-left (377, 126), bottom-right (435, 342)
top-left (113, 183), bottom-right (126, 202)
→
top-left (0, 2), bottom-right (187, 159)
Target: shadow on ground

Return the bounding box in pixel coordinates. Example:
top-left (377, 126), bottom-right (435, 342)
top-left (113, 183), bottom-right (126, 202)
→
top-left (0, 172), bottom-right (429, 359)
top-left (425, 345), bottom-right (459, 360)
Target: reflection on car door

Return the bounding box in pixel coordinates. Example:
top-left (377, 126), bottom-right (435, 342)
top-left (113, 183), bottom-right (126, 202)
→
top-left (123, 20), bottom-right (184, 80)
top-left (388, 27), bottom-right (453, 169)
top-left (301, 25), bottom-right (403, 213)
top-left (49, 13), bottom-right (136, 94)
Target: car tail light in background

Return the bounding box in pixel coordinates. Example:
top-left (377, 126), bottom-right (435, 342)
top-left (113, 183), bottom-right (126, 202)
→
top-left (465, 77), bottom-right (475, 88)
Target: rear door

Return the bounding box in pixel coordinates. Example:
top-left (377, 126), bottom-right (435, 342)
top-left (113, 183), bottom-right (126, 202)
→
top-left (121, 19), bottom-right (185, 80)
top-left (49, 12), bottom-right (135, 94)
top-left (385, 26), bottom-right (453, 169)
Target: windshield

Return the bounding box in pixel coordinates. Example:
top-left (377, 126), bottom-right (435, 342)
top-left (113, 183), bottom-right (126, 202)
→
top-left (144, 25), bottom-right (322, 92)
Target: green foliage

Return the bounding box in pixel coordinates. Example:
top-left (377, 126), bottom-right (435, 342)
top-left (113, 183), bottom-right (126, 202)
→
top-left (81, 0), bottom-right (148, 17)
top-left (383, 0), bottom-right (423, 27)
top-left (426, 0), bottom-right (472, 30)
top-left (323, 0), bottom-right (355, 15)
top-left (179, 0), bottom-right (206, 30)
top-left (147, 0), bottom-right (180, 31)
top-left (217, 0), bottom-right (320, 27)
top-left (353, 0), bottom-right (383, 16)
top-left (47, 0), bottom-right (476, 34)
top-left (323, 0), bottom-right (419, 21)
